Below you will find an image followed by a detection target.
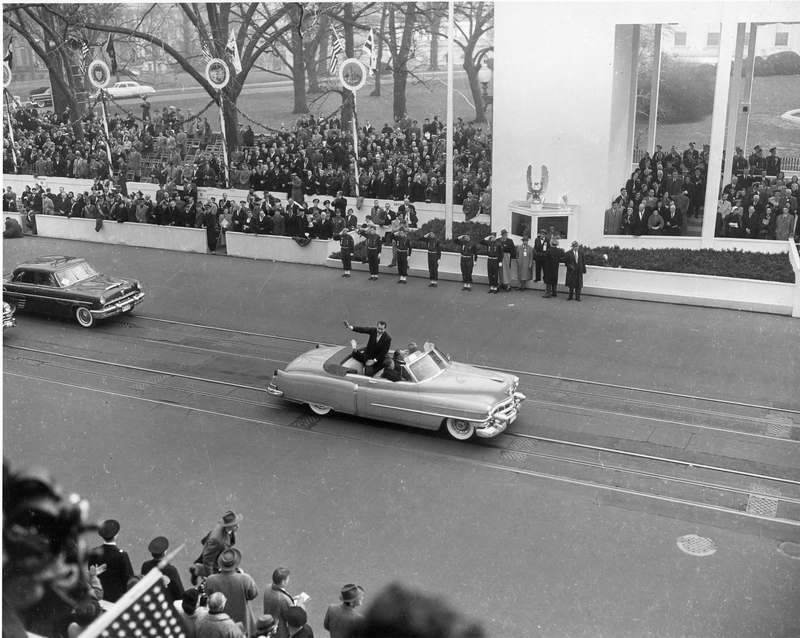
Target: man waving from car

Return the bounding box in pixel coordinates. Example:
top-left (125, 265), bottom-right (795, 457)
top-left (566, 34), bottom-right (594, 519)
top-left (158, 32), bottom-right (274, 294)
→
top-left (344, 320), bottom-right (392, 376)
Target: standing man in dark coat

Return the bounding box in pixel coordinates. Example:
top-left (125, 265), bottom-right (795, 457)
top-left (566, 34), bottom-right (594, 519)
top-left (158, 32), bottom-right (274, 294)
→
top-left (344, 320), bottom-right (392, 376)
top-left (563, 240), bottom-right (587, 301)
top-left (542, 237), bottom-right (565, 298)
top-left (141, 536), bottom-right (184, 603)
top-left (87, 519), bottom-right (134, 603)
top-left (424, 232), bottom-right (442, 287)
top-left (455, 234), bottom-right (478, 291)
top-left (199, 510), bottom-right (243, 577)
top-left (532, 228), bottom-right (549, 283)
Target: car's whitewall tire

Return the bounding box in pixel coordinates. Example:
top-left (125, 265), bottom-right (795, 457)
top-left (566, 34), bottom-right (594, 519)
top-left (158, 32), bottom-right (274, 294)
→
top-left (444, 418), bottom-right (476, 441)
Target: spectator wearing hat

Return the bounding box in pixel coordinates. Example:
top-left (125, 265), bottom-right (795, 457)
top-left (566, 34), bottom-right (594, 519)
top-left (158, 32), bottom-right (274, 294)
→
top-left (176, 589), bottom-right (208, 638)
top-left (205, 549), bottom-right (259, 637)
top-left (497, 230), bottom-right (516, 292)
top-left (262, 567), bottom-right (295, 638)
top-left (196, 592), bottom-right (245, 638)
top-left (749, 146), bottom-right (766, 179)
top-left (87, 519), bottom-right (134, 603)
top-left (141, 536), bottom-right (184, 603)
top-left (254, 614), bottom-right (279, 638)
top-left (515, 235), bottom-right (535, 291)
top-left (323, 584), bottom-right (365, 638)
top-left (201, 511), bottom-right (243, 576)
top-left (67, 600), bottom-right (102, 638)
top-left (542, 237), bottom-right (564, 298)
top-left (283, 607), bottom-right (312, 638)
top-left (765, 147), bottom-right (781, 178)
top-left (564, 240), bottom-right (587, 302)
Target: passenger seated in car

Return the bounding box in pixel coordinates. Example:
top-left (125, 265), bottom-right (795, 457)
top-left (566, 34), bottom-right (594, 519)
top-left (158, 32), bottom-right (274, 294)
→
top-left (383, 350), bottom-right (408, 382)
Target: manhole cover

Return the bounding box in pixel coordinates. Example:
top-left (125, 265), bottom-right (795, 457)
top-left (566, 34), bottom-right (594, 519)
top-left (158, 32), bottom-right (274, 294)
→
top-left (10, 357), bottom-right (46, 366)
top-left (765, 421), bottom-right (792, 439)
top-left (506, 437), bottom-right (538, 452)
top-left (500, 450), bottom-right (526, 461)
top-left (107, 321), bottom-right (136, 328)
top-left (677, 534), bottom-right (717, 556)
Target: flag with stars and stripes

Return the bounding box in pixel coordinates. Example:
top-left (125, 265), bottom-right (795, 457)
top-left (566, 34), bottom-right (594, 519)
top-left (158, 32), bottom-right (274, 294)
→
top-left (330, 26), bottom-right (344, 75)
top-left (78, 567), bottom-right (188, 638)
top-left (201, 39), bottom-right (213, 63)
top-left (79, 39), bottom-right (89, 75)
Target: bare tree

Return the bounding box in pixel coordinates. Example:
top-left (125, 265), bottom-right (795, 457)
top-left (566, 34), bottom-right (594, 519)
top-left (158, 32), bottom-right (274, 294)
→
top-left (385, 2), bottom-right (419, 120)
top-left (453, 1), bottom-right (493, 124)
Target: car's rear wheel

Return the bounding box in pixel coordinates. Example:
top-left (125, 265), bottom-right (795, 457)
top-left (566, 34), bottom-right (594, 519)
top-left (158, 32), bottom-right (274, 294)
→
top-left (75, 307), bottom-right (96, 328)
top-left (308, 403), bottom-right (332, 416)
top-left (443, 418), bottom-right (476, 441)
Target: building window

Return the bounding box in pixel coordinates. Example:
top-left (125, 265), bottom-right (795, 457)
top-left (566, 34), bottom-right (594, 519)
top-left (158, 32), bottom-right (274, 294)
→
top-left (674, 31), bottom-right (687, 46)
top-left (707, 32), bottom-right (720, 47)
top-left (775, 31), bottom-right (789, 46)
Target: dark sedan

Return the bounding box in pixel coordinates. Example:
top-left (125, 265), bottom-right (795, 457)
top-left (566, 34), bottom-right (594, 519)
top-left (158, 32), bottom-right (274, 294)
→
top-left (3, 256), bottom-right (145, 328)
top-left (28, 86), bottom-right (53, 108)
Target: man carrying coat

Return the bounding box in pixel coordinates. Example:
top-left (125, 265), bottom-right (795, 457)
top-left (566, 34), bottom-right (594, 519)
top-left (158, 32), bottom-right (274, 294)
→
top-left (564, 240), bottom-right (587, 301)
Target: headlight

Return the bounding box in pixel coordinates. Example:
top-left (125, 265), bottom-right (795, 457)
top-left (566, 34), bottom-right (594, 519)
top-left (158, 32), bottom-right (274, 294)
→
top-left (135, 281), bottom-right (142, 290)
top-left (3, 302), bottom-right (10, 313)
top-left (99, 296), bottom-right (106, 305)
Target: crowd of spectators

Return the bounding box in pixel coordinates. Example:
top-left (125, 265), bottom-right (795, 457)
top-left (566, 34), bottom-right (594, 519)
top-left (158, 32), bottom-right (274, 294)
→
top-left (604, 141), bottom-right (798, 240)
top-left (2, 457), bottom-right (486, 638)
top-left (3, 99), bottom-right (493, 214)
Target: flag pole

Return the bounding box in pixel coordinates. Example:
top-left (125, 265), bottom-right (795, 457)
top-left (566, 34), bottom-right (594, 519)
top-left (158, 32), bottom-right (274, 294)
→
top-left (5, 98), bottom-right (19, 172)
top-left (99, 93), bottom-right (114, 168)
top-left (217, 92), bottom-right (230, 187)
top-left (445, 0), bottom-right (454, 240)
top-left (351, 90), bottom-right (360, 198)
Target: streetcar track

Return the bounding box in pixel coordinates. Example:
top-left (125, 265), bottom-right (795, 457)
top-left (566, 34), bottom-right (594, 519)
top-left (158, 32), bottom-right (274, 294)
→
top-left (5, 368), bottom-right (800, 529)
top-left (6, 346), bottom-right (800, 492)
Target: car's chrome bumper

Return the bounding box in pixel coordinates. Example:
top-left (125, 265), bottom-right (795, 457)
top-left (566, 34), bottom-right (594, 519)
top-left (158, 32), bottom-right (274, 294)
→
top-left (266, 382), bottom-right (284, 397)
top-left (90, 291), bottom-right (145, 318)
top-left (3, 317), bottom-right (16, 330)
top-left (476, 392), bottom-right (526, 438)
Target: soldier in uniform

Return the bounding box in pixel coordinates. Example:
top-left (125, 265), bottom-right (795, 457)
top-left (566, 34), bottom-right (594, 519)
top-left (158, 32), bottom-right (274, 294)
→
top-left (424, 232), bottom-right (442, 287)
top-left (480, 232), bottom-right (503, 294)
top-left (87, 519), bottom-right (134, 603)
top-left (339, 230), bottom-right (354, 277)
top-left (394, 230), bottom-right (412, 284)
top-left (765, 147), bottom-right (781, 179)
top-left (455, 234), bottom-right (478, 291)
top-left (141, 536), bottom-right (184, 603)
top-left (364, 226), bottom-right (383, 281)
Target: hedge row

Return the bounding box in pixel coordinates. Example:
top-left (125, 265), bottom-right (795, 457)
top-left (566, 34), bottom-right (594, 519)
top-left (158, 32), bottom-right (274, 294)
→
top-left (330, 220), bottom-right (796, 284)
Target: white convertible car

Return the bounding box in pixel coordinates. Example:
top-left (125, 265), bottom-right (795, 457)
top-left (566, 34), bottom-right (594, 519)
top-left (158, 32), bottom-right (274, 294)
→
top-left (268, 342), bottom-right (525, 441)
top-left (98, 81), bottom-right (155, 99)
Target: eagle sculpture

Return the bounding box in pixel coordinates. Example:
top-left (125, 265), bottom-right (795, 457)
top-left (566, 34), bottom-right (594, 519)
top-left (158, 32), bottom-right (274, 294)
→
top-left (526, 165), bottom-right (549, 204)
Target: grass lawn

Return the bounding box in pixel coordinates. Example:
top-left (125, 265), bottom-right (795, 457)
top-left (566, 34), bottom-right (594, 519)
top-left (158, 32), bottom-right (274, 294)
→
top-left (636, 74), bottom-right (800, 158)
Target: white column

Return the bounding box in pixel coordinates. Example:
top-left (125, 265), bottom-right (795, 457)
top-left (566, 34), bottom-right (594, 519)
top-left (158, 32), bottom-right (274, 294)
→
top-left (722, 23), bottom-right (747, 191)
top-left (739, 23), bottom-right (759, 152)
top-left (626, 25), bottom-right (640, 158)
top-left (701, 16), bottom-right (738, 248)
top-left (646, 24), bottom-right (662, 154)
top-left (445, 0), bottom-right (454, 240)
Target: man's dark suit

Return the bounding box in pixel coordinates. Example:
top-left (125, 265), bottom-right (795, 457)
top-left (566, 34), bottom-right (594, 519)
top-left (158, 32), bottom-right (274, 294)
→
top-left (88, 543), bottom-right (134, 602)
top-left (352, 326), bottom-right (392, 373)
top-left (141, 558), bottom-right (184, 603)
top-left (563, 247), bottom-right (587, 300)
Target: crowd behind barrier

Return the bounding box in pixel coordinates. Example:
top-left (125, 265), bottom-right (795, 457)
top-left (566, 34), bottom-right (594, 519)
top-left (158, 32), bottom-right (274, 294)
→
top-left (2, 460), bottom-right (487, 638)
top-left (604, 142), bottom-right (799, 241)
top-left (3, 99), bottom-right (492, 216)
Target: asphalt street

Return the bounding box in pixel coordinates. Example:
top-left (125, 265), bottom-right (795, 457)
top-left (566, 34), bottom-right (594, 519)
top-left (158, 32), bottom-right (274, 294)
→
top-left (3, 236), bottom-right (800, 638)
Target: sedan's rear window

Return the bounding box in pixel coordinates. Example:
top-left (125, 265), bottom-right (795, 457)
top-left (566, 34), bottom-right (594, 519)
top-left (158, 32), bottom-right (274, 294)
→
top-left (57, 262), bottom-right (98, 287)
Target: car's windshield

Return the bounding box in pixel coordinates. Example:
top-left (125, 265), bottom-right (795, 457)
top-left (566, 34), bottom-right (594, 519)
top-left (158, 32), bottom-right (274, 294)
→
top-left (56, 263), bottom-right (98, 287)
top-left (407, 348), bottom-right (448, 382)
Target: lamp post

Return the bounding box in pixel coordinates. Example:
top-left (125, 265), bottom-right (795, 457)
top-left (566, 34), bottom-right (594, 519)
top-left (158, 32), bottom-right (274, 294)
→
top-left (477, 61), bottom-right (493, 118)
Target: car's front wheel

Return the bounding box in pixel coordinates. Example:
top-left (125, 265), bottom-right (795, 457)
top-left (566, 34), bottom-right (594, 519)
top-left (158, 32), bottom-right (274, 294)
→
top-left (443, 418), bottom-right (476, 441)
top-left (308, 403), bottom-right (332, 416)
top-left (74, 307), bottom-right (96, 328)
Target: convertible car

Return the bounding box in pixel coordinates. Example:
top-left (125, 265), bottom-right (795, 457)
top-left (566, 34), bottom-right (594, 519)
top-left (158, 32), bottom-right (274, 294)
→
top-left (268, 342), bottom-right (525, 441)
top-left (3, 256), bottom-right (145, 328)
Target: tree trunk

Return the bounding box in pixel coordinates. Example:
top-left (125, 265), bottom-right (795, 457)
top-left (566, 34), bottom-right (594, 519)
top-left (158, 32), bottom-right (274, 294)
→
top-left (306, 43), bottom-right (320, 93)
top-left (391, 3), bottom-right (417, 120)
top-left (290, 21), bottom-right (308, 114)
top-left (463, 59), bottom-right (487, 124)
top-left (429, 14), bottom-right (441, 70)
top-left (219, 92), bottom-right (240, 169)
top-left (370, 3), bottom-right (388, 97)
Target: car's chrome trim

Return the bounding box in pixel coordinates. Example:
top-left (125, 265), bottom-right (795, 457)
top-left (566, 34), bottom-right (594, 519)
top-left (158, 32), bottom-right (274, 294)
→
top-left (89, 291), bottom-right (145, 317)
top-left (369, 402), bottom-right (496, 425)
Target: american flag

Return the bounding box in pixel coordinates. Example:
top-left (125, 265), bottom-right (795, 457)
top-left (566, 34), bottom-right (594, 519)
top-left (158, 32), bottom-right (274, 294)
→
top-left (201, 39), bottom-right (213, 63)
top-left (330, 26), bottom-right (344, 75)
top-left (4, 36), bottom-right (12, 71)
top-left (78, 567), bottom-right (188, 638)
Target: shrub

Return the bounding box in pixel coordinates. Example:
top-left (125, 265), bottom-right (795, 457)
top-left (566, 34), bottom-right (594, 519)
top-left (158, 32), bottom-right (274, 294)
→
top-left (584, 246), bottom-right (795, 283)
top-left (658, 62), bottom-right (717, 124)
top-left (751, 51), bottom-right (800, 76)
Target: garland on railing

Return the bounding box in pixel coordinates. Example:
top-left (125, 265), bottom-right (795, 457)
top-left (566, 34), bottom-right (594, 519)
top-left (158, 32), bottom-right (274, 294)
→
top-left (102, 91), bottom-right (217, 125)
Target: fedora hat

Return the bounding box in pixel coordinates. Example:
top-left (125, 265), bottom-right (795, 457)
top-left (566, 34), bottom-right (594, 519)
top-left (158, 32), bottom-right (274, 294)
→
top-left (256, 615), bottom-right (278, 633)
top-left (221, 511), bottom-right (243, 527)
top-left (218, 548), bottom-right (242, 572)
top-left (339, 583), bottom-right (365, 603)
